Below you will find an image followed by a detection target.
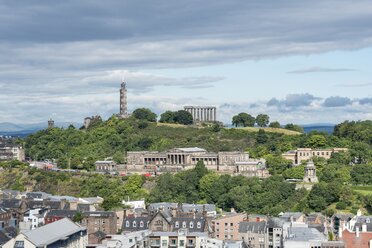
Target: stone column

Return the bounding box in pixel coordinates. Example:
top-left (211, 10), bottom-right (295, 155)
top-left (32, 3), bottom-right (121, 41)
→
top-left (214, 108), bottom-right (216, 121)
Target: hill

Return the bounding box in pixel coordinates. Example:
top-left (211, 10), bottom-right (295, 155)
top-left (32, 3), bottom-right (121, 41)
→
top-left (235, 126), bottom-right (301, 135)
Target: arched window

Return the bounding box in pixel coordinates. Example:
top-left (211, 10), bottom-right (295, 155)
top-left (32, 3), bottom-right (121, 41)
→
top-left (197, 222), bottom-right (201, 228)
top-left (140, 221), bottom-right (144, 227)
top-left (125, 221), bottom-right (130, 227)
top-left (182, 221), bottom-right (186, 228)
top-left (190, 221), bottom-right (194, 228)
top-left (175, 221), bottom-right (179, 228)
top-left (133, 221), bottom-right (137, 227)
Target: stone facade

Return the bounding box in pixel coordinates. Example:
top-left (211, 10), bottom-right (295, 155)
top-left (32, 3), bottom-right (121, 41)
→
top-left (303, 160), bottom-right (318, 183)
top-left (48, 118), bottom-right (54, 129)
top-left (184, 106), bottom-right (217, 122)
top-left (282, 148), bottom-right (348, 165)
top-left (212, 213), bottom-right (246, 241)
top-left (125, 147), bottom-right (268, 177)
top-left (95, 160), bottom-right (117, 172)
top-left (119, 81), bottom-right (129, 118)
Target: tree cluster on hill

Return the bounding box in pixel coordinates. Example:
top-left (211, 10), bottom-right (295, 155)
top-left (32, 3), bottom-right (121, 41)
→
top-left (159, 110), bottom-right (193, 125)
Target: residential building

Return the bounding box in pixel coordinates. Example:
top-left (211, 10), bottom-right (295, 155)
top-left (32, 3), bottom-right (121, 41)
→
top-left (149, 229), bottom-right (208, 248)
top-left (283, 226), bottom-right (328, 248)
top-left (238, 221), bottom-right (267, 248)
top-left (339, 213), bottom-right (372, 248)
top-left (282, 148), bottom-right (348, 165)
top-left (212, 213), bottom-right (246, 241)
top-left (45, 209), bottom-right (117, 243)
top-left (2, 218), bottom-right (87, 248)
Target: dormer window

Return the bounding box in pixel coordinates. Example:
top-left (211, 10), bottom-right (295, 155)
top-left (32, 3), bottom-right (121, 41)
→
top-left (125, 221), bottom-right (130, 227)
top-left (175, 221), bottom-right (179, 228)
top-left (367, 218), bottom-right (370, 223)
top-left (140, 221), bottom-right (144, 227)
top-left (182, 221), bottom-right (187, 228)
top-left (197, 222), bottom-right (201, 228)
top-left (133, 221), bottom-right (137, 227)
top-left (190, 221), bottom-right (194, 228)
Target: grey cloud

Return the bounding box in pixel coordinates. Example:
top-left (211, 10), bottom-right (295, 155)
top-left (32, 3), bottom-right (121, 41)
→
top-left (288, 67), bottom-right (356, 74)
top-left (266, 93), bottom-right (319, 110)
top-left (359, 97), bottom-right (372, 105)
top-left (323, 96), bottom-right (352, 107)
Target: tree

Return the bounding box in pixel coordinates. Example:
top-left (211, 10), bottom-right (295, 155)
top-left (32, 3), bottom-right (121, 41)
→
top-left (282, 165), bottom-right (305, 179)
top-left (132, 108), bottom-right (157, 122)
top-left (284, 123), bottom-right (304, 133)
top-left (304, 135), bottom-right (327, 148)
top-left (174, 110), bottom-right (193, 125)
top-left (256, 129), bottom-right (268, 144)
top-left (232, 113), bottom-right (255, 127)
top-left (159, 111), bottom-right (175, 123)
top-left (256, 114), bottom-right (270, 127)
top-left (269, 121), bottom-right (281, 128)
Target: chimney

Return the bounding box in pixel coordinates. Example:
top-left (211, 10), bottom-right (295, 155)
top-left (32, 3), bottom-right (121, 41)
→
top-left (362, 223), bottom-right (367, 232)
top-left (356, 226), bottom-right (360, 238)
top-left (338, 227), bottom-right (343, 238)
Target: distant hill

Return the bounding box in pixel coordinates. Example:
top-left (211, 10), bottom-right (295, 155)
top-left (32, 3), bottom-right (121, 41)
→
top-left (302, 124), bottom-right (335, 134)
top-left (0, 122), bottom-right (81, 137)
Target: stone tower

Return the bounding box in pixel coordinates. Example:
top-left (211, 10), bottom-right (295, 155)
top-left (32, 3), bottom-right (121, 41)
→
top-left (48, 118), bottom-right (54, 129)
top-left (303, 160), bottom-right (318, 183)
top-left (119, 80), bottom-right (128, 118)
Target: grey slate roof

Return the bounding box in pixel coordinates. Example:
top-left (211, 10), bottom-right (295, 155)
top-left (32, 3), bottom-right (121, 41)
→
top-left (23, 218), bottom-right (85, 246)
top-left (46, 209), bottom-right (116, 218)
top-left (0, 231), bottom-right (11, 245)
top-left (0, 199), bottom-right (22, 209)
top-left (238, 221), bottom-right (266, 234)
top-left (353, 216), bottom-right (372, 232)
top-left (267, 217), bottom-right (287, 228)
top-left (286, 227), bottom-right (327, 242)
top-left (123, 216), bottom-right (151, 231)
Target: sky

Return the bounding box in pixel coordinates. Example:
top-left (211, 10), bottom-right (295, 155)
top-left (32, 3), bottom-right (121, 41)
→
top-left (1, 0), bottom-right (372, 125)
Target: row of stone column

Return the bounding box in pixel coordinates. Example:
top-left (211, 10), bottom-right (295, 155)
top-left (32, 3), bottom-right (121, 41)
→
top-left (184, 107), bottom-right (216, 122)
top-left (167, 154), bottom-right (186, 165)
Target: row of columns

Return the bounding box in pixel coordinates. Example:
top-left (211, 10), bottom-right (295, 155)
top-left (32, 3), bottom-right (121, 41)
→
top-left (167, 154), bottom-right (186, 165)
top-left (184, 107), bottom-right (217, 122)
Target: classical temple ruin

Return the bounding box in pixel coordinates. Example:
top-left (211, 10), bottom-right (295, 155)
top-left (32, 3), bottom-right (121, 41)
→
top-left (184, 106), bottom-right (217, 122)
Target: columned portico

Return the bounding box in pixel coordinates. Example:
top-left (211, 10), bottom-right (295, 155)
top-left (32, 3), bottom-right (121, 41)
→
top-left (184, 106), bottom-right (217, 122)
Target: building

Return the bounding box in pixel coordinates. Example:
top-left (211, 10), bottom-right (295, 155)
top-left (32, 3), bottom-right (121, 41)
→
top-left (283, 226), bottom-right (328, 248)
top-left (303, 160), bottom-right (318, 183)
top-left (148, 203), bottom-right (216, 217)
top-left (282, 148), bottom-right (348, 165)
top-left (95, 160), bottom-right (118, 172)
top-left (0, 144), bottom-right (25, 161)
top-left (126, 147), bottom-right (267, 177)
top-left (184, 106), bottom-right (217, 122)
top-left (45, 210), bottom-right (117, 243)
top-left (339, 213), bottom-right (372, 248)
top-left (149, 229), bottom-right (208, 248)
top-left (212, 213), bottom-right (246, 241)
top-left (2, 218), bottom-right (87, 248)
top-left (238, 221), bottom-right (267, 247)
top-left (118, 80), bottom-right (129, 118)
top-left (47, 118), bottom-right (54, 129)
top-left (84, 115), bottom-right (102, 129)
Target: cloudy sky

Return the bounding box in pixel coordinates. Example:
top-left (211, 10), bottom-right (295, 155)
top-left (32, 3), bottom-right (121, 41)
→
top-left (1, 0), bottom-right (372, 125)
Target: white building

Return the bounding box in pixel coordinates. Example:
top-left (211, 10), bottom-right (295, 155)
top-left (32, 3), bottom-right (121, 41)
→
top-left (3, 218), bottom-right (88, 248)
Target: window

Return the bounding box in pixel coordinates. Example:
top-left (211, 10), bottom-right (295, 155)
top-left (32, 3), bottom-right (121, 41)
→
top-left (367, 218), bottom-right (371, 223)
top-left (140, 221), bottom-right (144, 227)
top-left (125, 221), bottom-right (130, 227)
top-left (190, 221), bottom-right (194, 228)
top-left (179, 240), bottom-right (185, 247)
top-left (162, 240), bottom-right (168, 246)
top-left (182, 221), bottom-right (186, 228)
top-left (133, 221), bottom-right (137, 227)
top-left (175, 221), bottom-right (179, 228)
top-left (171, 239), bottom-right (177, 245)
top-left (14, 241), bottom-right (24, 248)
top-left (230, 223), bottom-right (233, 226)
top-left (197, 222), bottom-right (201, 228)
top-left (225, 223), bottom-right (228, 226)
top-left (188, 239), bottom-right (194, 245)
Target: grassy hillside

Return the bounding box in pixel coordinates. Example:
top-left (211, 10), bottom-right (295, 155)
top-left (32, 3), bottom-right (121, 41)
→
top-left (235, 126), bottom-right (301, 136)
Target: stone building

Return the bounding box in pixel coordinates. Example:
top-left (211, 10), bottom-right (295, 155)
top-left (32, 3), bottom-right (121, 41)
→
top-left (184, 106), bottom-right (217, 122)
top-left (95, 160), bottom-right (117, 172)
top-left (282, 148), bottom-right (348, 165)
top-left (238, 221), bottom-right (267, 247)
top-left (125, 147), bottom-right (268, 177)
top-left (303, 160), bottom-right (318, 183)
top-left (47, 118), bottom-right (54, 129)
top-left (45, 210), bottom-right (117, 243)
top-left (212, 213), bottom-right (246, 241)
